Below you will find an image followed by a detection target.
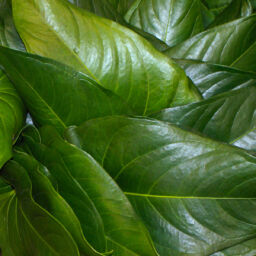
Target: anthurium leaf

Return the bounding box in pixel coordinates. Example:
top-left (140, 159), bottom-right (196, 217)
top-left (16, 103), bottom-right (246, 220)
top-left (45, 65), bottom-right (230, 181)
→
top-left (210, 0), bottom-right (253, 27)
top-left (0, 69), bottom-right (25, 168)
top-left (12, 0), bottom-right (201, 114)
top-left (210, 238), bottom-right (256, 255)
top-left (21, 125), bottom-right (158, 256)
top-left (176, 59), bottom-right (256, 98)
top-left (0, 46), bottom-right (133, 133)
top-left (1, 159), bottom-right (81, 256)
top-left (0, 177), bottom-right (12, 194)
top-left (66, 116), bottom-right (256, 256)
top-left (200, 2), bottom-right (215, 28)
top-left (233, 129), bottom-right (256, 152)
top-left (165, 14), bottom-right (256, 72)
top-left (13, 151), bottom-right (105, 256)
top-left (0, 0), bottom-right (25, 50)
top-left (124, 0), bottom-right (204, 47)
top-left (202, 0), bottom-right (232, 15)
top-left (152, 86), bottom-right (256, 147)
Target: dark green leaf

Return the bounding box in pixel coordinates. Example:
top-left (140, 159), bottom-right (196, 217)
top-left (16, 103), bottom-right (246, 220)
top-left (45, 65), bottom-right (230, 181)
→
top-left (0, 69), bottom-right (25, 168)
top-left (176, 59), bottom-right (256, 98)
top-left (0, 46), bottom-right (132, 133)
top-left (0, 0), bottom-right (25, 50)
top-left (1, 160), bottom-right (81, 256)
top-left (165, 14), bottom-right (256, 72)
top-left (124, 0), bottom-right (204, 47)
top-left (152, 86), bottom-right (256, 148)
top-left (13, 0), bottom-right (201, 114)
top-left (66, 116), bottom-right (256, 255)
top-left (21, 125), bottom-right (158, 256)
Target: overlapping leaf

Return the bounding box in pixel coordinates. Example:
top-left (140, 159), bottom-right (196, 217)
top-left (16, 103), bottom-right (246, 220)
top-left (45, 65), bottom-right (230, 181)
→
top-left (66, 116), bottom-right (256, 256)
top-left (165, 14), bottom-right (256, 72)
top-left (12, 0), bottom-right (201, 114)
top-left (124, 0), bottom-right (204, 47)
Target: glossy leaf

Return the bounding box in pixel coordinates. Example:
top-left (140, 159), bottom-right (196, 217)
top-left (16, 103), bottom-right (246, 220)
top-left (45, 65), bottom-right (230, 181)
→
top-left (124, 0), bottom-right (204, 47)
top-left (0, 46), bottom-right (132, 133)
top-left (233, 129), bottom-right (256, 152)
top-left (152, 86), bottom-right (256, 147)
top-left (176, 59), bottom-right (256, 98)
top-left (165, 14), bottom-right (256, 72)
top-left (0, 69), bottom-right (25, 168)
top-left (13, 0), bottom-right (201, 114)
top-left (1, 160), bottom-right (81, 256)
top-left (0, 0), bottom-right (25, 50)
top-left (21, 125), bottom-right (158, 256)
top-left (66, 116), bottom-right (256, 256)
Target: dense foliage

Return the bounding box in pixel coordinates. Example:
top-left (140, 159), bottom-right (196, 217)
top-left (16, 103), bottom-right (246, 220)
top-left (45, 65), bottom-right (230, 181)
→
top-left (0, 0), bottom-right (256, 255)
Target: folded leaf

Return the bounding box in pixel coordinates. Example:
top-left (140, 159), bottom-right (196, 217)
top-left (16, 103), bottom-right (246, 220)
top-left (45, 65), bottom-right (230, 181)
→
top-left (124, 0), bottom-right (204, 47)
top-left (13, 0), bottom-right (201, 114)
top-left (21, 125), bottom-right (158, 256)
top-left (0, 69), bottom-right (25, 168)
top-left (1, 160), bottom-right (80, 256)
top-left (176, 59), bottom-right (256, 98)
top-left (66, 116), bottom-right (256, 255)
top-left (165, 14), bottom-right (256, 72)
top-left (0, 46), bottom-right (132, 133)
top-left (152, 86), bottom-right (256, 148)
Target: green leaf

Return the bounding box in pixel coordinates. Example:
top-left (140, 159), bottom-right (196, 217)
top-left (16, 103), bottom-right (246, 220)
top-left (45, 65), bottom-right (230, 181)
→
top-left (152, 86), bottom-right (256, 147)
top-left (233, 129), bottom-right (256, 152)
top-left (124, 0), bottom-right (204, 47)
top-left (165, 14), bottom-right (256, 72)
top-left (210, 0), bottom-right (253, 27)
top-left (176, 59), bottom-right (256, 98)
top-left (0, 46), bottom-right (132, 133)
top-left (12, 0), bottom-right (201, 114)
top-left (0, 177), bottom-right (12, 194)
top-left (0, 69), bottom-right (25, 168)
top-left (21, 125), bottom-right (158, 256)
top-left (1, 160), bottom-right (81, 256)
top-left (0, 0), bottom-right (25, 50)
top-left (66, 116), bottom-right (256, 255)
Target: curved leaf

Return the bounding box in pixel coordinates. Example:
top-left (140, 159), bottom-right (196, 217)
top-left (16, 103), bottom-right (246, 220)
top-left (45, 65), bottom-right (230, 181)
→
top-left (0, 69), bottom-right (25, 168)
top-left (21, 125), bottom-right (159, 256)
top-left (12, 0), bottom-right (201, 114)
top-left (1, 160), bottom-right (80, 256)
top-left (66, 116), bottom-right (256, 255)
top-left (152, 86), bottom-right (256, 147)
top-left (233, 129), bottom-right (256, 152)
top-left (124, 0), bottom-right (204, 47)
top-left (0, 46), bottom-right (132, 133)
top-left (176, 59), bottom-right (256, 98)
top-left (165, 14), bottom-right (256, 72)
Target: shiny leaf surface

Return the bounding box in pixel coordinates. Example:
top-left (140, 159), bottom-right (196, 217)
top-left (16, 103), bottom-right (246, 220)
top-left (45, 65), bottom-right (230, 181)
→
top-left (152, 86), bottom-right (256, 147)
top-left (124, 0), bottom-right (204, 47)
top-left (66, 116), bottom-right (256, 256)
top-left (13, 0), bottom-right (200, 114)
top-left (165, 14), bottom-right (256, 72)
top-left (0, 46), bottom-right (132, 133)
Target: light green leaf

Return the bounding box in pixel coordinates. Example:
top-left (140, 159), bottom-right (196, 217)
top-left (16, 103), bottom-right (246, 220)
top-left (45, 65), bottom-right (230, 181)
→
top-left (165, 14), bottom-right (256, 72)
top-left (124, 0), bottom-right (204, 47)
top-left (152, 86), bottom-right (256, 147)
top-left (66, 116), bottom-right (256, 255)
top-left (0, 69), bottom-right (25, 168)
top-left (21, 125), bottom-right (158, 256)
top-left (0, 46), bottom-right (132, 133)
top-left (13, 0), bottom-right (200, 114)
top-left (176, 59), bottom-right (256, 98)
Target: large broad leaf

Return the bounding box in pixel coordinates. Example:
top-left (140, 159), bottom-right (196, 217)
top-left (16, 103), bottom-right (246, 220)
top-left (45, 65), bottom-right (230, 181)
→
top-left (1, 160), bottom-right (81, 256)
top-left (233, 129), bottom-right (256, 152)
top-left (165, 14), bottom-right (256, 72)
top-left (66, 116), bottom-right (256, 256)
top-left (0, 46), bottom-right (132, 133)
top-left (21, 125), bottom-right (158, 256)
top-left (209, 0), bottom-right (253, 27)
top-left (124, 0), bottom-right (204, 47)
top-left (12, 0), bottom-right (201, 114)
top-left (0, 0), bottom-right (25, 50)
top-left (176, 59), bottom-right (256, 98)
top-left (0, 69), bottom-right (25, 168)
top-left (152, 86), bottom-right (256, 148)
